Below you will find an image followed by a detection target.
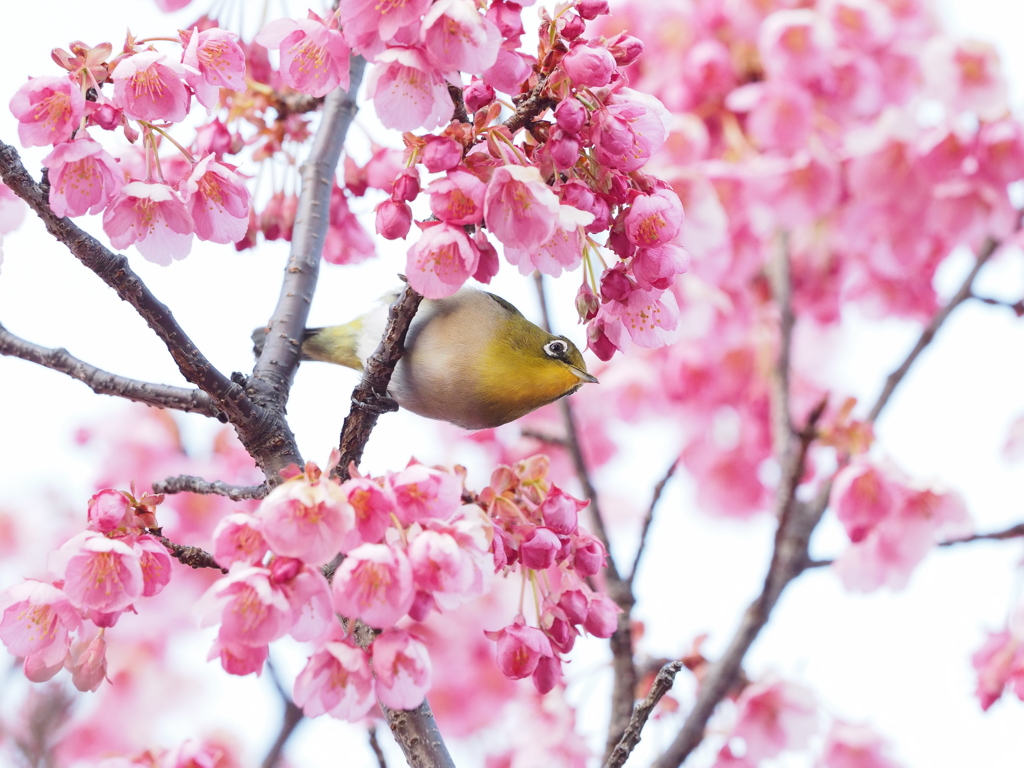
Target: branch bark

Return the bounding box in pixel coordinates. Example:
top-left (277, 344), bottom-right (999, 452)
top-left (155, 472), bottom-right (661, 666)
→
top-left (604, 661), bottom-right (685, 768)
top-left (152, 475), bottom-right (267, 501)
top-left (0, 321), bottom-right (219, 417)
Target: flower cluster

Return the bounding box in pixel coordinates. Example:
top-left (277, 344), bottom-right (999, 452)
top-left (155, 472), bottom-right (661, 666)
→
top-left (829, 458), bottom-right (972, 592)
top-left (0, 487), bottom-right (170, 691)
top-left (10, 29), bottom-right (250, 263)
top-left (476, 455), bottom-right (618, 693)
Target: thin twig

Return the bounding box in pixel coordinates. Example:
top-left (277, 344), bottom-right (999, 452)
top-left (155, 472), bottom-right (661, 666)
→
top-left (262, 658), bottom-right (305, 768)
top-left (153, 535), bottom-right (226, 573)
top-left (152, 475), bottom-right (267, 501)
top-left (369, 726), bottom-right (389, 768)
top-left (768, 231), bottom-right (794, 457)
top-left (970, 293), bottom-right (1024, 316)
top-left (604, 661), bottom-right (685, 768)
top-left (866, 237), bottom-right (1000, 424)
top-left (519, 427), bottom-right (568, 446)
top-left (627, 457), bottom-right (680, 586)
top-left (0, 321), bottom-right (219, 417)
top-left (805, 521), bottom-right (1024, 569)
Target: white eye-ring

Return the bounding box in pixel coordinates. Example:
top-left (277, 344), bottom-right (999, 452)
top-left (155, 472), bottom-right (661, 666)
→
top-left (544, 339), bottom-right (569, 358)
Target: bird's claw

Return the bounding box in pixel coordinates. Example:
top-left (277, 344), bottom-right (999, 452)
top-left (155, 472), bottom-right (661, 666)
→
top-left (351, 389), bottom-right (398, 416)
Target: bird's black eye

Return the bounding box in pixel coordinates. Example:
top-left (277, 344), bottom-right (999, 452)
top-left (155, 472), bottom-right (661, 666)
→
top-left (544, 339), bottom-right (569, 358)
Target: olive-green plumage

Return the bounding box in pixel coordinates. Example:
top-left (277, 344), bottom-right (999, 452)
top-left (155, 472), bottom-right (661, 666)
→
top-left (253, 288), bottom-right (597, 430)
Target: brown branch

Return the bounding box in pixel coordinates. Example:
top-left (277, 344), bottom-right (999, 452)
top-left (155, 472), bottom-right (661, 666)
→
top-left (627, 457), bottom-right (680, 585)
top-left (369, 726), bottom-right (389, 768)
top-left (866, 237), bottom-right (1000, 424)
top-left (152, 475), bottom-right (267, 501)
top-left (604, 661), bottom-right (685, 768)
top-left (253, 55), bottom-right (367, 417)
top-left (504, 75), bottom-right (554, 135)
top-left (379, 700), bottom-right (455, 768)
top-left (333, 283), bottom-right (424, 480)
top-left (519, 427), bottom-right (568, 446)
top-left (0, 321), bottom-right (219, 417)
top-left (447, 83), bottom-right (469, 124)
top-left (768, 231), bottom-right (794, 456)
top-left (652, 404), bottom-right (826, 768)
top-left (153, 535), bottom-right (226, 573)
top-left (970, 293), bottom-right (1024, 317)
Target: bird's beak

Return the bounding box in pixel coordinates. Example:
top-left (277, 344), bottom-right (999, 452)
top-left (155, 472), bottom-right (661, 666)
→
top-left (571, 367), bottom-right (599, 384)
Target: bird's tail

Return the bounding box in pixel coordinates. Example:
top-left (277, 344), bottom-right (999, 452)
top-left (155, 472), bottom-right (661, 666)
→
top-left (251, 322), bottom-right (363, 370)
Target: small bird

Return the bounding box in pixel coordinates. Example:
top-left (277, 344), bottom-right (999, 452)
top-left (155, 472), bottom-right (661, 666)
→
top-left (253, 287), bottom-right (598, 430)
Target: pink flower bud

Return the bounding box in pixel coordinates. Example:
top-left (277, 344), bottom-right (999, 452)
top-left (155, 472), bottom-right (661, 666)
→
top-left (555, 98), bottom-right (587, 134)
top-left (584, 593), bottom-right (619, 637)
top-left (573, 535), bottom-right (607, 577)
top-left (562, 44), bottom-right (616, 88)
top-left (547, 131), bottom-right (581, 170)
top-left (558, 589), bottom-right (588, 624)
top-left (392, 168), bottom-right (421, 202)
top-left (545, 616), bottom-right (577, 653)
top-left (520, 527), bottom-right (561, 570)
top-left (532, 654), bottom-right (562, 694)
top-left (607, 33), bottom-right (644, 66)
top-left (576, 0), bottom-right (610, 20)
top-left (558, 13), bottom-right (586, 40)
top-left (607, 226), bottom-right (636, 259)
top-left (576, 282), bottom-right (600, 322)
top-left (376, 199), bottom-right (413, 240)
top-left (87, 489), bottom-right (131, 533)
top-left (422, 136), bottom-right (463, 173)
top-left (538, 486), bottom-right (585, 535)
top-left (601, 265), bottom-right (634, 303)
top-left (464, 80), bottom-right (496, 112)
top-left (587, 318), bottom-right (620, 361)
top-left (68, 633), bottom-right (108, 692)
top-left (270, 556), bottom-right (303, 584)
top-left (472, 230), bottom-right (500, 284)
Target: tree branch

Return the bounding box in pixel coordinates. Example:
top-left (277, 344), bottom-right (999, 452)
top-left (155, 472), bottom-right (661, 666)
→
top-left (504, 75), bottom-right (554, 135)
top-left (152, 475), bottom-right (267, 501)
top-left (604, 661), bottom-right (685, 768)
top-left (333, 283), bottom-right (424, 480)
top-left (627, 457), bottom-right (680, 585)
top-left (262, 658), bottom-right (305, 768)
top-left (379, 700), bottom-right (455, 768)
top-left (0, 321), bottom-right (219, 417)
top-left (866, 237), bottom-right (1001, 424)
top-left (768, 231), bottom-right (794, 456)
top-left (252, 55), bottom-right (366, 412)
top-left (368, 726), bottom-right (389, 768)
top-left (152, 535), bottom-right (226, 573)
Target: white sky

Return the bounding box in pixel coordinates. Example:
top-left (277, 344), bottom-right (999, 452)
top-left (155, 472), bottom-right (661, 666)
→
top-left (0, 1), bottom-right (1023, 767)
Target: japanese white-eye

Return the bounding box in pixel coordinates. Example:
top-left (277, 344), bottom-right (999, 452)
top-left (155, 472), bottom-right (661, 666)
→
top-left (253, 287), bottom-right (598, 430)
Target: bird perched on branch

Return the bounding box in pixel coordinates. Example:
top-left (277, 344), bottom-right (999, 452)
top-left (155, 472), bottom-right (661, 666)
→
top-left (252, 287), bottom-right (598, 430)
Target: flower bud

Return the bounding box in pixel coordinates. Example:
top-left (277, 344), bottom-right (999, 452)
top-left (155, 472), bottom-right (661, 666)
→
top-left (392, 168), bottom-right (421, 202)
top-left (562, 44), bottom-right (615, 88)
top-left (584, 593), bottom-right (619, 637)
top-left (554, 98), bottom-right (587, 134)
top-left (520, 527), bottom-right (561, 570)
top-left (573, 534), bottom-right (607, 577)
top-left (577, 0), bottom-right (610, 20)
top-left (422, 136), bottom-right (462, 173)
top-left (558, 13), bottom-right (586, 40)
top-left (464, 80), bottom-right (496, 112)
top-left (607, 33), bottom-right (644, 66)
top-left (375, 199), bottom-right (413, 240)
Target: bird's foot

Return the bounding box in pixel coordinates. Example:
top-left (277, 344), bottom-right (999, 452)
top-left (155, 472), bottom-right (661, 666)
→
top-left (351, 388), bottom-right (399, 416)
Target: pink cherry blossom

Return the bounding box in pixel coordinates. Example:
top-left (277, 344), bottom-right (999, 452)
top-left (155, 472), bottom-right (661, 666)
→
top-left (372, 629), bottom-right (432, 710)
top-left (421, 0), bottom-right (501, 74)
top-left (43, 132), bottom-right (123, 216)
top-left (112, 51), bottom-right (190, 123)
top-left (520, 527), bottom-right (560, 570)
top-left (589, 90), bottom-right (669, 172)
top-left (331, 543), bottom-right (415, 628)
top-left (339, 0), bottom-right (432, 56)
top-left (325, 186), bottom-right (376, 264)
top-left (181, 27), bottom-right (247, 108)
top-left (256, 473), bottom-right (354, 564)
top-left (274, 560), bottom-right (333, 642)
top-left (731, 677), bottom-right (818, 761)
top-left (406, 221), bottom-right (480, 299)
top-left (923, 37), bottom-right (1008, 120)
top-left (208, 635), bottom-right (269, 676)
top-left (294, 639), bottom-right (376, 720)
top-left (102, 181), bottom-right (194, 264)
top-left (376, 198), bottom-right (413, 240)
top-left (602, 286), bottom-right (680, 348)
top-left (428, 169), bottom-right (486, 225)
top-left (488, 619), bottom-right (552, 680)
top-left (484, 164), bottom-right (562, 251)
top-left (482, 47), bottom-right (534, 94)
top-left (582, 591), bottom-right (618, 636)
top-left (0, 580), bottom-right (82, 680)
top-left (422, 136), bottom-right (463, 173)
top-left (67, 632), bottom-right (108, 692)
top-left (365, 46), bottom-right (452, 132)
top-left (831, 460), bottom-right (897, 543)
top-left (759, 9), bottom-right (833, 84)
top-left (340, 477), bottom-right (395, 551)
top-left (388, 463), bottom-right (464, 525)
top-left (50, 531), bottom-right (144, 614)
top-left (178, 154), bottom-right (250, 244)
top-left (255, 11), bottom-right (351, 97)
top-left (196, 566), bottom-right (294, 647)
top-left (819, 721), bottom-right (903, 768)
top-left (632, 243), bottom-right (691, 291)
top-left (408, 528), bottom-right (477, 599)
top-left (9, 75), bottom-right (85, 147)
top-left (624, 188), bottom-right (684, 247)
top-left (134, 535), bottom-right (173, 598)
top-left (212, 513), bottom-right (270, 567)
